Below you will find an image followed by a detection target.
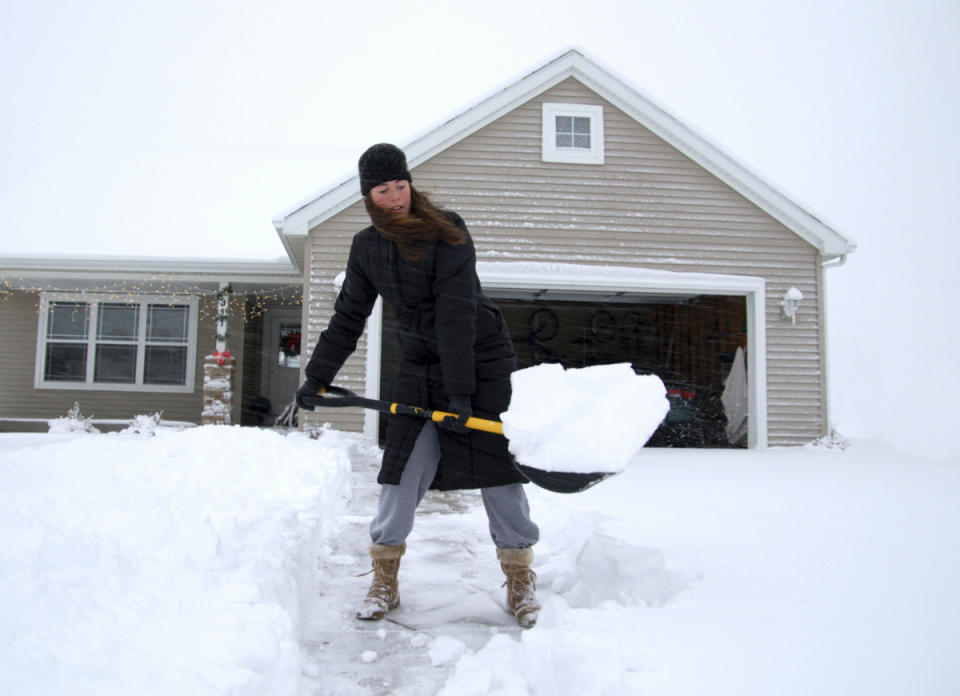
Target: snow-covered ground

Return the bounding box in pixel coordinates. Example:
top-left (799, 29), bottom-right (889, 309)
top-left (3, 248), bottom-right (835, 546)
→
top-left (2, 423), bottom-right (958, 695)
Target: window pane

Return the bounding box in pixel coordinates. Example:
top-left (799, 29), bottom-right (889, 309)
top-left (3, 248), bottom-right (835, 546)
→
top-left (45, 343), bottom-right (87, 381)
top-left (47, 302), bottom-right (89, 339)
top-left (573, 116), bottom-right (591, 134)
top-left (555, 115), bottom-right (591, 150)
top-left (94, 344), bottom-right (137, 383)
top-left (144, 346), bottom-right (187, 385)
top-left (147, 305), bottom-right (188, 343)
top-left (97, 303), bottom-right (139, 341)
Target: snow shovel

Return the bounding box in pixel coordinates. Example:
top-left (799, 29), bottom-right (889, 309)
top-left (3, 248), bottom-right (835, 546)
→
top-left (300, 385), bottom-right (615, 493)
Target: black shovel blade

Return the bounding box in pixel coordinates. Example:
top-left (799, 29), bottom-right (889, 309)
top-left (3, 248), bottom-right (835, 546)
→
top-left (515, 463), bottom-right (617, 494)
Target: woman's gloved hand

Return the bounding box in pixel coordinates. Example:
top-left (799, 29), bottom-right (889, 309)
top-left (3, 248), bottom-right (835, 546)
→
top-left (438, 395), bottom-right (473, 434)
top-left (295, 378), bottom-right (327, 411)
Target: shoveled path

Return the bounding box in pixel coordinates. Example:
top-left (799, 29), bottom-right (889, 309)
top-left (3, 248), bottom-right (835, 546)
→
top-left (298, 445), bottom-right (522, 696)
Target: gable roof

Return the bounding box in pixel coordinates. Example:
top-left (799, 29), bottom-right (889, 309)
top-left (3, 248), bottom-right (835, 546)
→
top-left (274, 49), bottom-right (856, 261)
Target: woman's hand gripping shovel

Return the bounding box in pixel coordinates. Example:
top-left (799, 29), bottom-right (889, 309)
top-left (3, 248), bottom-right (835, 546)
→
top-left (300, 385), bottom-right (616, 493)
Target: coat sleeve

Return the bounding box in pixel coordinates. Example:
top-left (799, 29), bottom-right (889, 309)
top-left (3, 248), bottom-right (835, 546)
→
top-left (304, 232), bottom-right (379, 386)
top-left (432, 214), bottom-right (478, 396)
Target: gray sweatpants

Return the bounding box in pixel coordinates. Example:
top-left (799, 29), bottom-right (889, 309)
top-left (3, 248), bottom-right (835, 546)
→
top-left (369, 421), bottom-right (540, 549)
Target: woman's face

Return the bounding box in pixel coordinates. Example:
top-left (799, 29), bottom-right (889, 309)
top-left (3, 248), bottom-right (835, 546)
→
top-left (369, 180), bottom-right (411, 216)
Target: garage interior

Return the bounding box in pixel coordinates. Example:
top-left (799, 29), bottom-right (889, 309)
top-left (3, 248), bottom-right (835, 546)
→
top-left (380, 291), bottom-right (748, 448)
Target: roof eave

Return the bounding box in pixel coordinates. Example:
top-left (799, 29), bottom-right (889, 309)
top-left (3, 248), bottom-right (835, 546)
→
top-left (1, 255), bottom-right (301, 287)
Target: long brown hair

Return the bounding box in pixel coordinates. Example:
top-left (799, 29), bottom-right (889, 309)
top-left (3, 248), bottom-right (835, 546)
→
top-left (363, 186), bottom-right (465, 262)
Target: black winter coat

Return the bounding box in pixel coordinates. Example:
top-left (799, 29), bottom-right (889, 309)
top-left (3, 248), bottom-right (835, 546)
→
top-left (304, 212), bottom-right (525, 490)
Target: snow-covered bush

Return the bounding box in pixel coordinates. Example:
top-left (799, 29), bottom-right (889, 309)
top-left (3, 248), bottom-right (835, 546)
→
top-left (47, 402), bottom-right (99, 434)
top-left (123, 412), bottom-right (165, 436)
top-left (811, 428), bottom-right (851, 450)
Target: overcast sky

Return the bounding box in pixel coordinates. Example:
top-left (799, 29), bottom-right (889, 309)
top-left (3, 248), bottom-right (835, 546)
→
top-left (2, 0), bottom-right (958, 457)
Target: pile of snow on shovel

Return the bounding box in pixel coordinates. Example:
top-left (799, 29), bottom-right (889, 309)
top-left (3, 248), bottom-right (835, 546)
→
top-left (500, 363), bottom-right (669, 474)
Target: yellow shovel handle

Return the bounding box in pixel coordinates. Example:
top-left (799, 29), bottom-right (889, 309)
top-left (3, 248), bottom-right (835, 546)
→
top-left (430, 410), bottom-right (504, 435)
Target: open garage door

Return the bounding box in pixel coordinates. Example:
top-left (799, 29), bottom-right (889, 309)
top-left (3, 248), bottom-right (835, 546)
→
top-left (493, 293), bottom-right (748, 448)
top-left (377, 289), bottom-right (750, 449)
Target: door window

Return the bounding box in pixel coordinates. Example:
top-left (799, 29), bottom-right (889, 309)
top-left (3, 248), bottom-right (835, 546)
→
top-left (278, 323), bottom-right (301, 369)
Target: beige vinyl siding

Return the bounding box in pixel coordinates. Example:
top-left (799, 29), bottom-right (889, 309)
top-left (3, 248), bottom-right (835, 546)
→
top-left (0, 291), bottom-right (230, 427)
top-left (301, 202), bottom-right (372, 432)
top-left (0, 292), bottom-right (42, 423)
top-left (306, 77), bottom-right (827, 445)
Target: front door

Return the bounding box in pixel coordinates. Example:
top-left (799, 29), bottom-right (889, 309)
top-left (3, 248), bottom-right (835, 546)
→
top-left (263, 310), bottom-right (302, 423)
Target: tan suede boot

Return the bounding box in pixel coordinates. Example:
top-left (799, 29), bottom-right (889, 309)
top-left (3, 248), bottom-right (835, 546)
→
top-left (356, 542), bottom-right (405, 620)
top-left (497, 547), bottom-right (540, 628)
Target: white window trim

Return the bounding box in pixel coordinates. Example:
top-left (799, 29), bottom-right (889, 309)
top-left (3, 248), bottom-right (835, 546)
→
top-left (34, 293), bottom-right (199, 393)
top-left (541, 102), bottom-right (605, 164)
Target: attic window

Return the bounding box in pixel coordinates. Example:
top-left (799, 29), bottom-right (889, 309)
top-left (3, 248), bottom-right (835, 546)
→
top-left (541, 103), bottom-right (604, 164)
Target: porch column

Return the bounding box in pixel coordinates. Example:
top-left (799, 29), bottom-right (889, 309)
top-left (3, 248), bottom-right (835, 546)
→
top-left (202, 282), bottom-right (234, 425)
top-left (201, 354), bottom-right (236, 425)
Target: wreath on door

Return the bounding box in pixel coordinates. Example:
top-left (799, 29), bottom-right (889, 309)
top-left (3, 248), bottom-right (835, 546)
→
top-left (281, 330), bottom-right (301, 357)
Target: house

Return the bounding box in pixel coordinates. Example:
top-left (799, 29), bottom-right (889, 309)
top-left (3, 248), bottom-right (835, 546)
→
top-left (1, 49), bottom-right (855, 445)
top-left (0, 142), bottom-right (338, 431)
top-left (0, 255), bottom-right (302, 430)
top-left (274, 49), bottom-right (856, 448)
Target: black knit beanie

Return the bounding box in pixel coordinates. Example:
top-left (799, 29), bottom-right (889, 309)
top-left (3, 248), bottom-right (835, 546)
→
top-left (358, 143), bottom-right (412, 196)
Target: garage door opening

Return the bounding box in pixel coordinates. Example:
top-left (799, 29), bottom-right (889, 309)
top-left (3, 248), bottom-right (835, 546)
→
top-left (495, 294), bottom-right (748, 448)
top-left (378, 292), bottom-right (749, 449)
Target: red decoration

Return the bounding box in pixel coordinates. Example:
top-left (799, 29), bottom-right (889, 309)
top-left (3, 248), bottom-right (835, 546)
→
top-left (213, 350), bottom-right (231, 366)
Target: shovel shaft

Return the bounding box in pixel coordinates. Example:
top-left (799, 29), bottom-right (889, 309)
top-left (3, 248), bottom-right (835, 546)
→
top-left (301, 384), bottom-right (613, 493)
top-left (302, 386), bottom-right (504, 435)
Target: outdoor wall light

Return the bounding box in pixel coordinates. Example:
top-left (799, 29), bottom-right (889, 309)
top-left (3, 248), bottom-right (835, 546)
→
top-left (780, 287), bottom-right (803, 325)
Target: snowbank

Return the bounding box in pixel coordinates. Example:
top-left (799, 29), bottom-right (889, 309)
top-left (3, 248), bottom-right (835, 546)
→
top-left (0, 426), bottom-right (354, 696)
top-left (437, 445), bottom-right (960, 695)
top-left (3, 426), bottom-right (959, 695)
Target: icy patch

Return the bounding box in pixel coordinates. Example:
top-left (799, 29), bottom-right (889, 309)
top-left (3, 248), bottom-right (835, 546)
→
top-left (501, 363), bottom-right (669, 473)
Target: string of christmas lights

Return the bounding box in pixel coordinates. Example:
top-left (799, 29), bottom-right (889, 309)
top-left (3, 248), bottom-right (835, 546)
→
top-left (0, 275), bottom-right (302, 323)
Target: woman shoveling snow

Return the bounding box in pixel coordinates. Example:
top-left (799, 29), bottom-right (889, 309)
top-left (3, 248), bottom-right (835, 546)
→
top-left (297, 143), bottom-right (671, 630)
top-left (297, 143), bottom-right (542, 627)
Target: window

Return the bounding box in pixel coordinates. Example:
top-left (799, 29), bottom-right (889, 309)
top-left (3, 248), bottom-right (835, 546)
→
top-left (36, 295), bottom-right (197, 392)
top-left (541, 102), bottom-right (605, 164)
